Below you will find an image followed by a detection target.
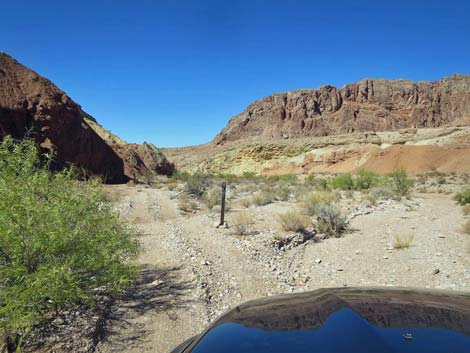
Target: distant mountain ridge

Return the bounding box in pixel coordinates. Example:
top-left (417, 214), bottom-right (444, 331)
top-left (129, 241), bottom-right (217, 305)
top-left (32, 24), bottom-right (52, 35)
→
top-left (0, 52), bottom-right (173, 182)
top-left (215, 75), bottom-right (470, 144)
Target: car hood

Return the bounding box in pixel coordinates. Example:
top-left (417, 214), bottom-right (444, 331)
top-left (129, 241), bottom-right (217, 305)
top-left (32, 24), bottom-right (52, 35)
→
top-left (179, 287), bottom-right (470, 353)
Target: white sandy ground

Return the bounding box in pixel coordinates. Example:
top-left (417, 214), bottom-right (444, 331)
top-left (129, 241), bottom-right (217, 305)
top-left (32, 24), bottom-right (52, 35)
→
top-left (95, 185), bottom-right (470, 353)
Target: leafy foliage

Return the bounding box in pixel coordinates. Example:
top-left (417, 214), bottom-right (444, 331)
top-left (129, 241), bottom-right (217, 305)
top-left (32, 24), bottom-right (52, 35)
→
top-left (454, 188), bottom-right (470, 205)
top-left (388, 167), bottom-right (414, 197)
top-left (329, 173), bottom-right (355, 190)
top-left (0, 137), bottom-right (140, 348)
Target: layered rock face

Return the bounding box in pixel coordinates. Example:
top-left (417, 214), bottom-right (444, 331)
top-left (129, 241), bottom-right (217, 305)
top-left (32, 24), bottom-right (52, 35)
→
top-left (112, 142), bottom-right (175, 182)
top-left (0, 52), bottom-right (127, 183)
top-left (214, 75), bottom-right (470, 144)
top-left (0, 53), bottom-right (174, 182)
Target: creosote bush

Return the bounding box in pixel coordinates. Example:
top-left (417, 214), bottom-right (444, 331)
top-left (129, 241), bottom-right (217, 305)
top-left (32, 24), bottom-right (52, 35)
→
top-left (315, 204), bottom-right (347, 238)
top-left (183, 173), bottom-right (211, 197)
top-left (462, 204), bottom-right (470, 216)
top-left (354, 170), bottom-right (380, 190)
top-left (388, 167), bottom-right (414, 197)
top-left (0, 137), bottom-right (140, 350)
top-left (278, 210), bottom-right (311, 232)
top-left (454, 188), bottom-right (470, 205)
top-left (330, 173), bottom-right (354, 190)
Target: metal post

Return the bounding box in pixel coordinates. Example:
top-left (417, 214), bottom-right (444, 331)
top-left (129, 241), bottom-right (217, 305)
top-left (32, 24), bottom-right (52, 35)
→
top-left (219, 182), bottom-right (226, 226)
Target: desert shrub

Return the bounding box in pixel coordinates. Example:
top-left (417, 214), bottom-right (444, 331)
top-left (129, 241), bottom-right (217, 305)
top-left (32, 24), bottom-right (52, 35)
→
top-left (239, 197), bottom-right (253, 208)
top-left (166, 181), bottom-right (178, 191)
top-left (184, 173), bottom-right (210, 197)
top-left (202, 188), bottom-right (220, 210)
top-left (305, 174), bottom-right (316, 186)
top-left (0, 137), bottom-right (140, 350)
top-left (315, 177), bottom-right (329, 191)
top-left (393, 233), bottom-right (414, 249)
top-left (354, 170), bottom-right (380, 190)
top-left (364, 193), bottom-right (377, 206)
top-left (368, 185), bottom-right (396, 200)
top-left (278, 210), bottom-right (311, 232)
top-left (276, 185), bottom-right (291, 201)
top-left (178, 194), bottom-right (199, 213)
top-left (330, 173), bottom-right (354, 190)
top-left (268, 174), bottom-right (298, 184)
top-left (252, 190), bottom-right (276, 206)
top-left (462, 220), bottom-right (470, 235)
top-left (454, 188), bottom-right (470, 205)
top-left (388, 167), bottom-right (414, 197)
top-left (315, 204), bottom-right (347, 238)
top-left (231, 211), bottom-right (254, 235)
top-left (301, 191), bottom-right (337, 216)
top-left (462, 204), bottom-right (470, 216)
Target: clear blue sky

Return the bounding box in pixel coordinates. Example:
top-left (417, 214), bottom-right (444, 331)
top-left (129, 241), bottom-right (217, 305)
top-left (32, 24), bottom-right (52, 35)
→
top-left (2, 0), bottom-right (470, 147)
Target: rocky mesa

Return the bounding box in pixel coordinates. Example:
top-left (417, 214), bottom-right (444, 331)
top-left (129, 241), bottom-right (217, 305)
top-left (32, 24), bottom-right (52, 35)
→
top-left (0, 52), bottom-right (173, 182)
top-left (215, 75), bottom-right (470, 144)
top-left (164, 75), bottom-right (470, 176)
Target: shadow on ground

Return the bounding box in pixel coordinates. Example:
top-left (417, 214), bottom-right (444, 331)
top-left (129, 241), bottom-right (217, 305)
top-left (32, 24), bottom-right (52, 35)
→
top-left (96, 264), bottom-right (195, 351)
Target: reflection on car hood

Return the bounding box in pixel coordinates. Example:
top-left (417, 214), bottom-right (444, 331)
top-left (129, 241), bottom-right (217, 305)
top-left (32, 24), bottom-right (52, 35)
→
top-left (184, 287), bottom-right (470, 353)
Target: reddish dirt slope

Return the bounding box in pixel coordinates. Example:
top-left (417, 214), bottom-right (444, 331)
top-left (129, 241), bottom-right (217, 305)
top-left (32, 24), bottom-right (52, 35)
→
top-left (359, 144), bottom-right (470, 175)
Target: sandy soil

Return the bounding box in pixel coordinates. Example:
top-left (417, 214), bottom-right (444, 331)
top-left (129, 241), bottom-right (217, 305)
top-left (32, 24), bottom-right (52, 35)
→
top-left (95, 184), bottom-right (470, 353)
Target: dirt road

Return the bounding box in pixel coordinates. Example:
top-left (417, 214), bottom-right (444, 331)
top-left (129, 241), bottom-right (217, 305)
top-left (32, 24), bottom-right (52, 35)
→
top-left (96, 186), bottom-right (470, 353)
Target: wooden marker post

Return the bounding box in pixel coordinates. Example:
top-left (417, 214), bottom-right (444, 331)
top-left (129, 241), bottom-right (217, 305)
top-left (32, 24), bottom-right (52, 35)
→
top-left (219, 182), bottom-right (226, 227)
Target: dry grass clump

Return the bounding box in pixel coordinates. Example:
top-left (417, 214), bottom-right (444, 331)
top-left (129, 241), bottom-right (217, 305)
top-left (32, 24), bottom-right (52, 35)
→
top-left (252, 190), bottom-right (276, 206)
top-left (239, 197), bottom-right (253, 208)
top-left (301, 191), bottom-right (337, 216)
top-left (202, 188), bottom-right (220, 210)
top-left (462, 204), bottom-right (470, 216)
top-left (393, 233), bottom-right (414, 249)
top-left (232, 211), bottom-right (254, 235)
top-left (364, 193), bottom-right (377, 206)
top-left (278, 210), bottom-right (311, 232)
top-left (178, 195), bottom-right (199, 213)
top-left (461, 220), bottom-right (470, 235)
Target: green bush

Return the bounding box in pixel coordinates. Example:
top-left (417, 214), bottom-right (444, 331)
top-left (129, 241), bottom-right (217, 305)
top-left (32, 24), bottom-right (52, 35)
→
top-left (354, 170), bottom-right (380, 190)
top-left (388, 167), bottom-right (414, 197)
top-left (0, 137), bottom-right (140, 349)
top-left (184, 173), bottom-right (211, 197)
top-left (330, 173), bottom-right (354, 190)
top-left (315, 177), bottom-right (329, 191)
top-left (454, 188), bottom-right (470, 205)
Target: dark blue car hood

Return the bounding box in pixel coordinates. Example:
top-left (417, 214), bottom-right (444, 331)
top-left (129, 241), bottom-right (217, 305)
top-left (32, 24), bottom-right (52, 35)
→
top-left (174, 287), bottom-right (470, 353)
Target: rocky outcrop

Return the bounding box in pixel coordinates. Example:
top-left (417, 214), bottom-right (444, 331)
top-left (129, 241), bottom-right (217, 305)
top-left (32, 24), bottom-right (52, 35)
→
top-left (214, 75), bottom-right (470, 144)
top-left (112, 142), bottom-right (175, 182)
top-left (0, 52), bottom-right (174, 183)
top-left (0, 52), bottom-right (127, 183)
